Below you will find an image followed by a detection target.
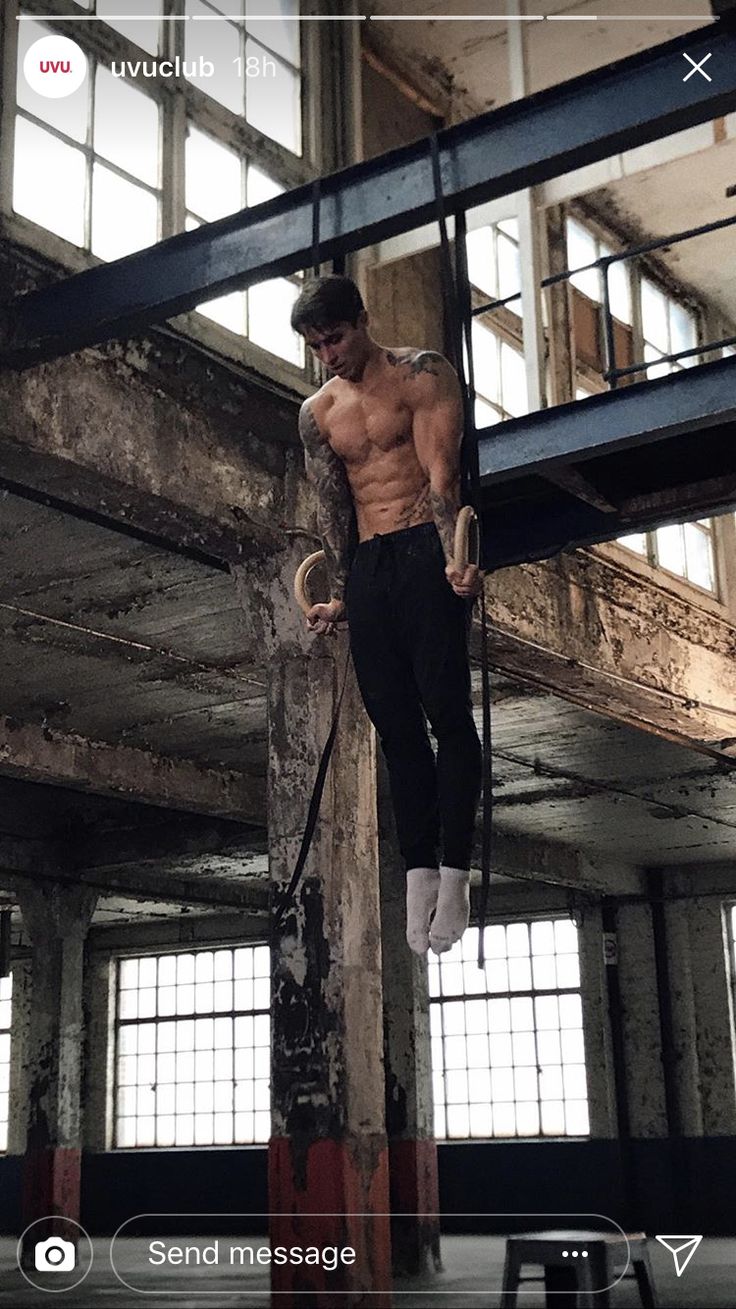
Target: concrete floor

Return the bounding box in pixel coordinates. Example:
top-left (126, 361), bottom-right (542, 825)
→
top-left (0, 1234), bottom-right (733, 1307)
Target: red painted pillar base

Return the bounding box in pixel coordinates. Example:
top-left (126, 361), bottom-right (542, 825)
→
top-left (389, 1139), bottom-right (441, 1275)
top-left (269, 1137), bottom-right (392, 1308)
top-left (20, 1144), bottom-right (82, 1267)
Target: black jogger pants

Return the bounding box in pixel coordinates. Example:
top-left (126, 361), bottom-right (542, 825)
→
top-left (346, 522), bottom-right (482, 872)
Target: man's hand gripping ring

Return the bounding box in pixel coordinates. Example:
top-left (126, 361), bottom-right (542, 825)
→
top-left (294, 550), bottom-right (327, 617)
top-left (294, 509), bottom-right (479, 615)
top-left (453, 505), bottom-right (480, 570)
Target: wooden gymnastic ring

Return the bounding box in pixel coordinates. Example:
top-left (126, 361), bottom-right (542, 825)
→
top-left (453, 505), bottom-right (480, 570)
top-left (294, 549), bottom-right (326, 616)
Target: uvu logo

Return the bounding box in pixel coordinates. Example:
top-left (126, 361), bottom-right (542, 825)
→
top-left (24, 36), bottom-right (87, 98)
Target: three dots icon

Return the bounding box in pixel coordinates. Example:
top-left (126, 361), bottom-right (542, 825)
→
top-left (562, 1249), bottom-right (589, 1259)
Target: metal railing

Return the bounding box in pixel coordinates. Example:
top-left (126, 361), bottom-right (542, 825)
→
top-left (470, 210), bottom-right (736, 388)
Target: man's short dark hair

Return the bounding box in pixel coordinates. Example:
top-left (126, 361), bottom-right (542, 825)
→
top-left (290, 275), bottom-right (365, 334)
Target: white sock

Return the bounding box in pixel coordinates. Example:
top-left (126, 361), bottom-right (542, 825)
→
top-left (406, 867), bottom-right (440, 955)
top-left (429, 866), bottom-right (470, 955)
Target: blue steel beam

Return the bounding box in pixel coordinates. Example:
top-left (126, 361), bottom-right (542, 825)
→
top-left (3, 20), bottom-right (736, 366)
top-left (479, 356), bottom-right (736, 484)
top-left (479, 356), bottom-right (736, 569)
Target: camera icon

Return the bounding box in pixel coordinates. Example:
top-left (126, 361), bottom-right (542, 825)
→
top-left (34, 1237), bottom-right (76, 1272)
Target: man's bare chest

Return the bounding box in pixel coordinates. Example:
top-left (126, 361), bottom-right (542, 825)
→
top-left (326, 390), bottom-right (413, 466)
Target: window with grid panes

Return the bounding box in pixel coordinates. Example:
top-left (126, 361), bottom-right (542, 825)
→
top-left (567, 217), bottom-right (632, 326)
top-left (567, 220), bottom-right (715, 593)
top-left (14, 18), bottom-right (161, 260)
top-left (71, 1), bottom-right (164, 52)
top-left (115, 945), bottom-right (270, 1148)
top-left (429, 920), bottom-right (589, 1140)
top-left (466, 220), bottom-right (528, 425)
top-left (184, 0), bottom-right (302, 155)
top-left (617, 519), bottom-right (716, 593)
top-left (641, 277), bottom-right (698, 378)
top-left (184, 127), bottom-right (304, 363)
top-left (0, 975), bottom-right (11, 1153)
top-left (566, 216), bottom-right (633, 387)
top-left (9, 5), bottom-right (308, 369)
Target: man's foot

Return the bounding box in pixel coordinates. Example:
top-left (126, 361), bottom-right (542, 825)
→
top-left (429, 866), bottom-right (470, 955)
top-left (406, 867), bottom-right (440, 954)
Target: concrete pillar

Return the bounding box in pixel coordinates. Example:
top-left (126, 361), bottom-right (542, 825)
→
top-left (665, 892), bottom-right (736, 1137)
top-left (233, 539), bottom-right (391, 1305)
top-left (616, 902), bottom-right (668, 1138)
top-left (267, 643), bottom-right (391, 1307)
top-left (16, 882), bottom-right (97, 1264)
top-left (6, 957), bottom-right (31, 1156)
top-left (378, 758), bottom-right (441, 1277)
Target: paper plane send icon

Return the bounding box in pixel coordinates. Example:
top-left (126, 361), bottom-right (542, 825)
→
top-left (655, 1235), bottom-right (703, 1277)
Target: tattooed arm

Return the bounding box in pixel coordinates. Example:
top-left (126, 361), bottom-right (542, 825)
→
top-left (407, 353), bottom-right (463, 562)
top-left (408, 352), bottom-right (482, 599)
top-left (298, 399), bottom-right (354, 610)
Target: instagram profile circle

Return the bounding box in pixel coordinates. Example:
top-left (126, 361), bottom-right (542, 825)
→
top-left (23, 36), bottom-right (88, 99)
top-left (17, 1216), bottom-right (94, 1294)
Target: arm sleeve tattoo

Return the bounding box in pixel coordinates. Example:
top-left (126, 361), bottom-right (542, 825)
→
top-left (429, 485), bottom-right (461, 566)
top-left (299, 401), bottom-right (354, 601)
top-left (399, 351), bottom-right (463, 566)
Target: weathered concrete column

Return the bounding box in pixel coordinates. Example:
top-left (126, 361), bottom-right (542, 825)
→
top-left (16, 881), bottom-right (97, 1265)
top-left (378, 757), bottom-right (441, 1277)
top-left (233, 543), bottom-right (391, 1307)
top-left (616, 902), bottom-right (668, 1140)
top-left (664, 883), bottom-right (736, 1137)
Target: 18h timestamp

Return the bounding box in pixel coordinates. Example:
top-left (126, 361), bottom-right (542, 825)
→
top-left (233, 54), bottom-right (277, 78)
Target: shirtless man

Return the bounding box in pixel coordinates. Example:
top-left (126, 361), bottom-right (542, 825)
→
top-left (291, 275), bottom-right (482, 956)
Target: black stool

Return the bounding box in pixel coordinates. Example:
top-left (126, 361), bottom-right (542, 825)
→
top-left (500, 1229), bottom-right (658, 1308)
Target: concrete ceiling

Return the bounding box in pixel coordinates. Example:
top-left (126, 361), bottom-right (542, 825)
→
top-left (488, 677), bottom-right (736, 865)
top-left (0, 488), bottom-right (266, 771)
top-left (370, 1), bottom-right (715, 116)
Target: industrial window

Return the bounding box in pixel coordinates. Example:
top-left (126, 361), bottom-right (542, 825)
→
top-left (0, 975), bottom-right (11, 1153)
top-left (566, 216), bottom-right (634, 389)
top-left (471, 323), bottom-right (528, 426)
top-left (70, 1), bottom-right (163, 53)
top-left (14, 19), bottom-right (161, 260)
top-left (184, 0), bottom-right (302, 155)
top-left (466, 218), bottom-right (522, 313)
top-left (567, 221), bottom-right (712, 591)
top-left (184, 126), bottom-right (303, 364)
top-left (467, 220), bottom-right (528, 426)
top-left (566, 217), bottom-right (632, 325)
top-left (114, 945), bottom-right (270, 1149)
top-left (7, 4), bottom-right (309, 371)
top-left (617, 519), bottom-right (716, 593)
top-left (429, 920), bottom-right (589, 1141)
top-left (640, 277), bottom-right (698, 378)
top-left (615, 278), bottom-right (712, 588)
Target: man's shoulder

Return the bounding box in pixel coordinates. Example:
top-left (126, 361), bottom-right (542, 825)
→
top-left (384, 347), bottom-right (454, 380)
top-left (300, 380), bottom-right (338, 428)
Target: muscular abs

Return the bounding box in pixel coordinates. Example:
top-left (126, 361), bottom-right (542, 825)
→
top-left (299, 346), bottom-right (465, 608)
top-left (314, 349), bottom-right (457, 539)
